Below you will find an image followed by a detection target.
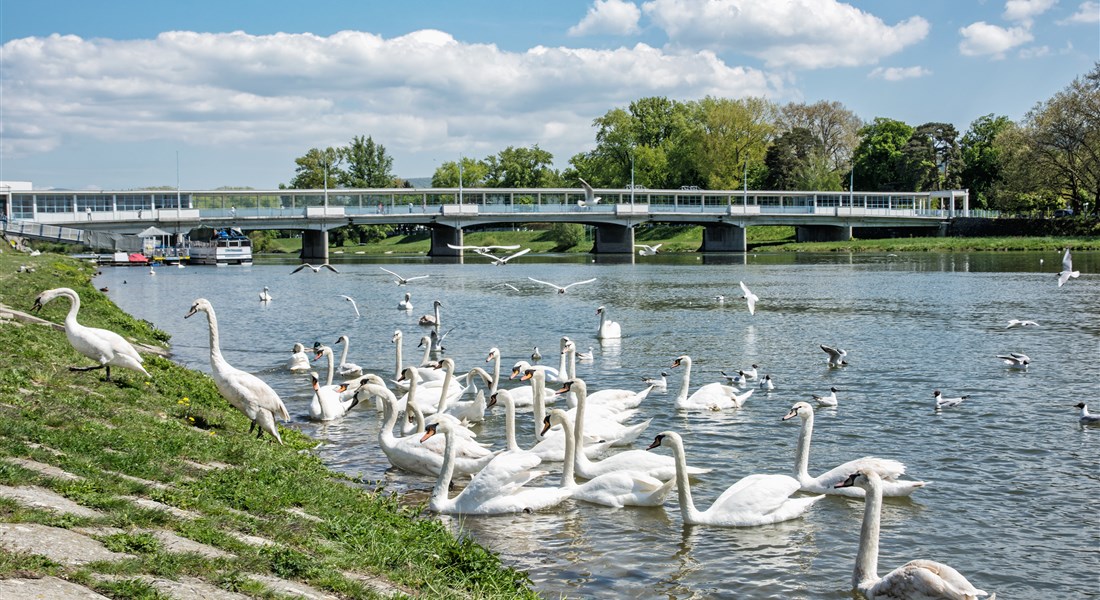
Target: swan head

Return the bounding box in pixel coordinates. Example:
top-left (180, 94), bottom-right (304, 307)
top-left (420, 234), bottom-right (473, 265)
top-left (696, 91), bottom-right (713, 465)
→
top-left (391, 330), bottom-right (402, 343)
top-left (361, 373), bottom-right (387, 387)
top-left (312, 345), bottom-right (332, 361)
top-left (433, 357), bottom-right (455, 372)
top-left (596, 306), bottom-right (606, 315)
top-left (397, 366), bottom-right (417, 382)
top-left (184, 298), bottom-right (214, 319)
top-left (834, 470), bottom-right (880, 490)
top-left (561, 340), bottom-right (576, 354)
top-left (782, 402), bottom-right (814, 421)
top-left (560, 336), bottom-right (572, 350)
top-left (487, 388), bottom-right (511, 409)
top-left (310, 372), bottom-right (321, 389)
top-left (556, 378), bottom-right (585, 395)
top-left (671, 355), bottom-right (690, 368)
top-left (433, 300), bottom-right (443, 308)
top-left (420, 422), bottom-right (441, 443)
top-left (486, 348), bottom-right (500, 362)
top-left (292, 343), bottom-right (304, 353)
top-left (335, 335), bottom-right (349, 345)
top-left (541, 409), bottom-right (569, 435)
top-left (646, 430), bottom-right (681, 451)
top-left (32, 289), bottom-right (63, 312)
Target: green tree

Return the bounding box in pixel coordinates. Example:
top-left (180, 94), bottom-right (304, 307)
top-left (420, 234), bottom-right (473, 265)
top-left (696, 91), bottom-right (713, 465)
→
top-left (686, 96), bottom-right (778, 190)
top-left (545, 223), bottom-right (584, 249)
top-left (432, 157), bottom-right (490, 188)
top-left (959, 114), bottom-right (1013, 208)
top-left (484, 145), bottom-right (558, 188)
top-left (989, 122), bottom-right (1061, 214)
top-left (341, 135), bottom-right (395, 188)
top-left (778, 100), bottom-right (863, 173)
top-left (764, 127), bottom-right (838, 190)
top-left (288, 147), bottom-right (343, 189)
top-left (851, 118), bottom-right (914, 191)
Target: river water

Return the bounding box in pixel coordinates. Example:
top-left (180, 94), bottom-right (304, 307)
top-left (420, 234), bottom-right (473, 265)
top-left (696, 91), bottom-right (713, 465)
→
top-left (95, 250), bottom-right (1099, 599)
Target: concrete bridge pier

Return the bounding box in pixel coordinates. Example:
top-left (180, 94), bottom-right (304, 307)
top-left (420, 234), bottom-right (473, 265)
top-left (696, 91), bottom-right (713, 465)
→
top-left (796, 225), bottom-right (852, 243)
top-left (699, 224), bottom-right (746, 252)
top-left (591, 223), bottom-right (635, 254)
top-left (428, 224), bottom-right (463, 257)
top-left (300, 229), bottom-right (329, 262)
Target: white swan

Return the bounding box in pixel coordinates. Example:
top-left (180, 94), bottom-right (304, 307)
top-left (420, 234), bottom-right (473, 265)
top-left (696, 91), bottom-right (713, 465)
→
top-left (400, 358), bottom-right (463, 416)
top-left (287, 343), bottom-right (310, 372)
top-left (934, 390), bottom-right (969, 410)
top-left (556, 379), bottom-right (652, 447)
top-left (836, 470), bottom-right (994, 599)
top-left (312, 344), bottom-right (359, 388)
top-left (440, 367), bottom-right (491, 423)
top-left (647, 431), bottom-right (823, 526)
top-left (813, 387), bottom-right (839, 407)
top-left (567, 378), bottom-right (701, 481)
top-left (333, 335), bottom-right (363, 379)
top-left (524, 374), bottom-right (615, 462)
top-left (545, 409), bottom-right (675, 508)
top-left (259, 286), bottom-right (272, 302)
top-left (781, 402), bottom-right (927, 497)
top-left (501, 360), bottom-right (559, 408)
top-left (419, 299), bottom-right (442, 326)
top-left (635, 243), bottom-right (662, 256)
top-left (1076, 402), bottom-right (1100, 425)
top-left (672, 355), bottom-right (753, 410)
top-left (390, 330), bottom-right (443, 393)
top-left (33, 287), bottom-right (151, 382)
top-left (309, 371), bottom-right (360, 421)
top-left (400, 380), bottom-right (492, 457)
top-left (420, 419), bottom-right (571, 514)
top-left (596, 305), bottom-right (622, 339)
top-left (185, 299), bottom-right (289, 444)
top-left (399, 292), bottom-right (413, 311)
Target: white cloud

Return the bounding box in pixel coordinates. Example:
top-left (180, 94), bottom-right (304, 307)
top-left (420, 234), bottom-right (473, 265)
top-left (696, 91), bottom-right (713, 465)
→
top-left (958, 21), bottom-right (1034, 57)
top-left (1059, 1), bottom-right (1100, 24)
top-left (1018, 45), bottom-right (1052, 57)
top-left (868, 66), bottom-right (931, 81)
top-left (1003, 0), bottom-right (1058, 24)
top-left (568, 0), bottom-right (642, 36)
top-left (641, 0), bottom-right (929, 69)
top-left (0, 31), bottom-right (781, 162)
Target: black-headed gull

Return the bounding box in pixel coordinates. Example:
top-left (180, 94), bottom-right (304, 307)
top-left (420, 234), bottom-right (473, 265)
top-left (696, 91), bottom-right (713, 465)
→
top-left (933, 390), bottom-right (969, 410)
top-left (578, 178), bottom-right (602, 208)
top-left (481, 247), bottom-right (531, 265)
top-left (339, 295), bottom-right (361, 318)
top-left (292, 262), bottom-right (339, 274)
top-left (528, 277), bottom-right (597, 294)
top-left (1057, 248), bottom-right (1080, 287)
top-left (380, 267), bottom-right (428, 285)
top-left (996, 352), bottom-right (1031, 369)
top-left (635, 243), bottom-right (662, 256)
top-left (1076, 402), bottom-right (1100, 425)
top-left (821, 344), bottom-right (848, 367)
top-left (739, 281), bottom-right (758, 315)
top-left (759, 374), bottom-right (775, 391)
top-left (446, 243), bottom-right (521, 253)
top-left (812, 387), bottom-right (839, 407)
top-left (642, 372), bottom-right (669, 391)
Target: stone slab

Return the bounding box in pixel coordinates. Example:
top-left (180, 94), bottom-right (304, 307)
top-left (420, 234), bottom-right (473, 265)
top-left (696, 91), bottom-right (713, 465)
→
top-left (0, 485), bottom-right (102, 518)
top-left (225, 530), bottom-right (280, 548)
top-left (150, 530), bottom-right (234, 559)
top-left (121, 495), bottom-right (199, 520)
top-left (342, 570), bottom-right (415, 598)
top-left (95, 574), bottom-right (251, 600)
top-left (248, 573), bottom-right (338, 600)
top-left (3, 457), bottom-right (83, 481)
top-left (108, 471), bottom-right (170, 490)
top-left (0, 523), bottom-right (135, 566)
top-left (0, 576), bottom-right (112, 600)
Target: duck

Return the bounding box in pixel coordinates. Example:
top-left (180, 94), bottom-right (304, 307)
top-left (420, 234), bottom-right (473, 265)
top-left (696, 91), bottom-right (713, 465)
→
top-left (781, 402), bottom-right (927, 497)
top-left (647, 431), bottom-right (823, 526)
top-left (933, 390), bottom-right (969, 410)
top-left (813, 387), bottom-right (840, 407)
top-left (596, 306), bottom-right (622, 340)
top-left (287, 342), bottom-right (311, 372)
top-left (835, 470), bottom-right (994, 599)
top-left (1076, 402), bottom-right (1100, 425)
top-left (672, 355), bottom-right (753, 410)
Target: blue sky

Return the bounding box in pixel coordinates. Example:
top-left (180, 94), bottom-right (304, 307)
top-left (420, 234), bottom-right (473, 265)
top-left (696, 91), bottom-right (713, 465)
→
top-left (2, 0), bottom-right (1097, 190)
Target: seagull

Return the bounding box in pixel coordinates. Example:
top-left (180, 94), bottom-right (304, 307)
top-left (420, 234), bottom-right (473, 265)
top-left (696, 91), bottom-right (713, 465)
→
top-left (259, 286), bottom-right (272, 302)
top-left (292, 263), bottom-right (339, 274)
top-left (528, 277), bottom-right (597, 294)
top-left (812, 387), bottom-right (839, 407)
top-left (531, 347), bottom-right (542, 363)
top-left (149, 266), bottom-right (156, 276)
top-left (447, 243), bottom-right (521, 253)
top-left (1057, 248), bottom-right (1080, 287)
top-left (1006, 319), bottom-right (1039, 328)
top-left (576, 346), bottom-right (595, 361)
top-left (502, 283), bottom-right (520, 292)
top-left (721, 370), bottom-right (749, 386)
top-left (820, 344), bottom-right (848, 368)
top-left (635, 243), bottom-right (662, 256)
top-left (642, 372), bottom-right (669, 391)
top-left (714, 295), bottom-right (725, 303)
top-left (578, 178), bottom-right (602, 208)
top-left (997, 352), bottom-right (1031, 369)
top-left (339, 295), bottom-right (361, 318)
top-left (479, 247), bottom-right (531, 265)
top-left (933, 390), bottom-right (969, 410)
top-left (741, 364), bottom-right (759, 380)
top-left (1075, 402), bottom-right (1100, 425)
top-left (739, 281), bottom-right (758, 315)
top-left (380, 267), bottom-right (428, 285)
top-left (759, 374), bottom-right (775, 391)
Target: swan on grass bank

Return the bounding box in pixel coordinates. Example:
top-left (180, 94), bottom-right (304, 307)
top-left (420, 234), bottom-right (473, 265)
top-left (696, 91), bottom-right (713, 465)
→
top-left (782, 402), bottom-right (927, 497)
top-left (646, 431), bottom-right (822, 526)
top-left (836, 470), bottom-right (994, 600)
top-left (32, 287), bottom-right (151, 382)
top-left (185, 298), bottom-right (289, 444)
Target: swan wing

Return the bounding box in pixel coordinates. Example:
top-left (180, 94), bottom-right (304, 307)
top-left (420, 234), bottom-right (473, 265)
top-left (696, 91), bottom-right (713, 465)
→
top-left (461, 451), bottom-right (544, 502)
top-left (222, 369), bottom-right (290, 421)
top-left (573, 471), bottom-right (674, 508)
top-left (707, 473), bottom-right (802, 517)
top-left (873, 560), bottom-right (990, 600)
top-left (562, 278), bottom-right (598, 290)
top-left (813, 456), bottom-right (909, 489)
top-left (379, 267), bottom-right (401, 279)
top-left (500, 248), bottom-right (531, 263)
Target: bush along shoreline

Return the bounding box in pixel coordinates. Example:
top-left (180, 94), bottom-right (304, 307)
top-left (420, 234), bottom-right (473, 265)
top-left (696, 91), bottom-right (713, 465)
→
top-left (0, 250), bottom-right (539, 599)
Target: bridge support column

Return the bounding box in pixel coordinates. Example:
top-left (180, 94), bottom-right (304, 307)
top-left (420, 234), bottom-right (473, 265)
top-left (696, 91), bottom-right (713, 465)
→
top-left (591, 223), bottom-right (634, 254)
top-left (428, 224), bottom-right (463, 257)
top-left (300, 229), bottom-right (329, 262)
top-left (796, 225), bottom-right (851, 243)
top-left (699, 224), bottom-right (746, 252)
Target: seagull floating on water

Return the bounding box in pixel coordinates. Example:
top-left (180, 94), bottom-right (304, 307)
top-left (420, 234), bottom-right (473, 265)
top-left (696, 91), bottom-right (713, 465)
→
top-left (996, 352), bottom-right (1031, 369)
top-left (292, 263), bottom-right (339, 274)
top-left (812, 387), bottom-right (839, 407)
top-left (820, 344), bottom-right (848, 368)
top-left (380, 267), bottom-right (428, 285)
top-left (528, 277), bottom-right (597, 294)
top-left (1076, 402), bottom-right (1100, 425)
top-left (642, 372), bottom-right (669, 391)
top-left (933, 390), bottom-right (969, 410)
top-left (531, 346), bottom-right (542, 362)
top-left (1057, 248), bottom-right (1080, 287)
top-left (739, 281), bottom-right (758, 315)
top-left (759, 374), bottom-right (775, 391)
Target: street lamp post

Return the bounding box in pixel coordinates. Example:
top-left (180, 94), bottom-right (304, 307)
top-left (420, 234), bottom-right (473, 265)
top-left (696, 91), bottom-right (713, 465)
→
top-left (630, 151), bottom-right (635, 206)
top-left (459, 157), bottom-right (463, 206)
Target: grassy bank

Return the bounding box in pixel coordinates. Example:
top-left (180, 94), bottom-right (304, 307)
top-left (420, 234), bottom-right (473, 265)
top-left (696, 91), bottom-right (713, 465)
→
top-left (0, 251), bottom-right (538, 598)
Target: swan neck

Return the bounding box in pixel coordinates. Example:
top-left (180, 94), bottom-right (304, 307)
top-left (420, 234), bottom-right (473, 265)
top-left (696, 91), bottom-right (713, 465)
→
top-left (378, 386), bottom-right (398, 439)
top-left (431, 428), bottom-right (458, 510)
top-left (339, 340), bottom-right (350, 365)
top-left (394, 339), bottom-right (403, 379)
top-left (676, 359), bottom-right (691, 404)
top-left (490, 353), bottom-right (500, 394)
top-left (325, 350), bottom-right (335, 386)
top-left (202, 308), bottom-right (227, 368)
top-left (435, 365), bottom-right (454, 413)
top-left (795, 413), bottom-right (813, 480)
top-left (670, 436), bottom-right (700, 522)
top-left (557, 349), bottom-right (567, 382)
top-left (854, 477), bottom-right (883, 587)
top-left (558, 416), bottom-right (577, 487)
top-left (61, 289), bottom-right (81, 327)
top-left (504, 396), bottom-right (520, 452)
top-left (531, 372), bottom-right (545, 437)
top-left (419, 339), bottom-right (431, 366)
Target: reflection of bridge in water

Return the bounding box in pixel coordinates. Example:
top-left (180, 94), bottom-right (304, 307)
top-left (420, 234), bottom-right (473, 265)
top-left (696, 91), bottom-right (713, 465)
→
top-left (1, 186), bottom-right (976, 257)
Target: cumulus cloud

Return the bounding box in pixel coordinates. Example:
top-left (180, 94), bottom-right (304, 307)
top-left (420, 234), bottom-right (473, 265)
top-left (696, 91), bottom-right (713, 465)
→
top-left (568, 0), bottom-right (642, 36)
top-left (641, 0), bottom-right (929, 69)
top-left (868, 66), bottom-right (931, 81)
top-left (1059, 1), bottom-right (1100, 24)
top-left (958, 21), bottom-right (1034, 57)
top-left (0, 31), bottom-right (781, 162)
top-left (1003, 0), bottom-right (1057, 24)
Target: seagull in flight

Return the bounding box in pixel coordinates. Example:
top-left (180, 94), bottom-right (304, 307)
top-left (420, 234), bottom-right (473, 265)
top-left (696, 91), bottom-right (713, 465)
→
top-left (338, 295), bottom-right (361, 318)
top-left (1057, 248), bottom-right (1080, 287)
top-left (578, 178), bottom-right (601, 208)
top-left (997, 352), bottom-right (1031, 369)
top-left (820, 344), bottom-right (848, 368)
top-left (739, 281), bottom-right (758, 315)
top-left (292, 263), bottom-right (339, 274)
top-left (933, 390), bottom-right (969, 410)
top-left (528, 277), bottom-right (597, 294)
top-left (447, 243), bottom-right (522, 253)
top-left (1005, 319), bottom-right (1039, 328)
top-left (380, 267), bottom-right (429, 285)
top-left (635, 243), bottom-right (662, 256)
top-left (479, 247), bottom-right (531, 265)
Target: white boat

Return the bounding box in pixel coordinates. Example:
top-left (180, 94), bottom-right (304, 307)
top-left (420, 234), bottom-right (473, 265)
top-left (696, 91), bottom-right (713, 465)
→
top-left (186, 227), bottom-right (253, 266)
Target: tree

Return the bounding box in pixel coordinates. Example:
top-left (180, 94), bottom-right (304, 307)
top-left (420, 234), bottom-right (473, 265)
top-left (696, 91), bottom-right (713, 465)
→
top-left (341, 135), bottom-right (395, 188)
top-left (484, 145), bottom-right (557, 188)
top-left (778, 100), bottom-right (863, 173)
top-left (545, 223), bottom-right (584, 249)
top-left (432, 157), bottom-right (489, 188)
top-left (959, 114), bottom-right (1013, 208)
top-left (288, 147), bottom-right (342, 189)
top-left (763, 127), bottom-right (840, 190)
top-left (851, 118), bottom-right (914, 191)
top-left (686, 96), bottom-right (778, 190)
top-left (989, 122), bottom-right (1061, 214)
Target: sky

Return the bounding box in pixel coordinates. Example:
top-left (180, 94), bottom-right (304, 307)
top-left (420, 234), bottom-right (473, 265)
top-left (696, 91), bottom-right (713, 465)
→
top-left (1, 0), bottom-right (1097, 191)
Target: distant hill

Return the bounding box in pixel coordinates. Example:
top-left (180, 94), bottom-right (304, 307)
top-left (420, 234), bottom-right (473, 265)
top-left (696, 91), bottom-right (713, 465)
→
top-left (403, 177), bottom-right (433, 188)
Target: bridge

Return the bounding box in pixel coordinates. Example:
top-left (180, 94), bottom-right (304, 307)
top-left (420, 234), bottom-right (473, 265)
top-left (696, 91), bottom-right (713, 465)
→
top-left (1, 186), bottom-right (975, 257)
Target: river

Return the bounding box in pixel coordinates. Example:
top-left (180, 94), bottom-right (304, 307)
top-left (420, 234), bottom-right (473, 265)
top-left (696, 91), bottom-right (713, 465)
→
top-left (95, 250), bottom-right (1099, 599)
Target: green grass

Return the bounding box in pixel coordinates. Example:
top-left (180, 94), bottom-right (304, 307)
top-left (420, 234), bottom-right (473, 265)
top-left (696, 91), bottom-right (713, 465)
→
top-left (0, 249), bottom-right (539, 599)
top-left (760, 235), bottom-right (1100, 252)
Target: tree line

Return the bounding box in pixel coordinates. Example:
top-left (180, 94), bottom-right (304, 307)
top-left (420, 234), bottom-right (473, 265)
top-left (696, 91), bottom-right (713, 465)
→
top-left (286, 63), bottom-right (1098, 219)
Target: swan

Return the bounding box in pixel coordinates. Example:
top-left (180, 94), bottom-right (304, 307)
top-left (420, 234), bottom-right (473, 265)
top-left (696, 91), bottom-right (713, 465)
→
top-left (312, 345), bottom-right (361, 388)
top-left (419, 299), bottom-right (442, 326)
top-left (400, 358), bottom-right (464, 416)
top-left (821, 344), bottom-right (849, 368)
top-left (545, 409), bottom-right (675, 508)
top-left (671, 355), bottom-right (753, 410)
top-left (1076, 402), bottom-right (1100, 425)
top-left (380, 266), bottom-right (429, 285)
top-left (309, 371), bottom-right (360, 421)
top-left (184, 299), bottom-right (289, 444)
top-left (634, 243), bottom-right (662, 256)
top-left (642, 372), bottom-right (669, 391)
top-left (502, 361), bottom-right (560, 408)
top-left (759, 374), bottom-right (775, 391)
top-left (32, 287), bottom-right (151, 382)
top-left (556, 379), bottom-right (652, 447)
top-left (813, 387), bottom-right (840, 407)
top-left (440, 367), bottom-right (491, 423)
top-left (781, 402), bottom-right (927, 497)
top-left (836, 470), bottom-right (994, 599)
top-left (596, 306), bottom-right (622, 339)
top-left (1057, 248), bottom-right (1079, 287)
top-left (934, 390), bottom-right (969, 410)
top-left (399, 292), bottom-right (413, 311)
top-left (333, 335), bottom-right (363, 379)
top-left (390, 331), bottom-right (444, 391)
top-left (259, 286), bottom-right (272, 302)
top-left (363, 380), bottom-right (494, 477)
top-left (739, 281), bottom-right (758, 315)
top-left (522, 373), bottom-right (615, 461)
top-left (287, 343), bottom-right (311, 372)
top-left (420, 419), bottom-right (571, 514)
top-left (647, 431), bottom-right (823, 527)
top-left (567, 378), bottom-right (700, 480)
